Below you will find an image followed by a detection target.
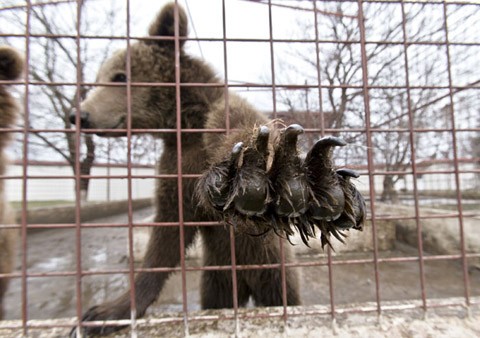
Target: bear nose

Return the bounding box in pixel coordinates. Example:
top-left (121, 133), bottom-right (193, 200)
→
top-left (69, 111), bottom-right (90, 129)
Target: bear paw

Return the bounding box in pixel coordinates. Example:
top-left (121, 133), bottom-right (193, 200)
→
top-left (69, 303), bottom-right (130, 337)
top-left (196, 124), bottom-right (366, 248)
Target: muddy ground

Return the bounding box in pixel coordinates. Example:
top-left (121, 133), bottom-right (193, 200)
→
top-left (3, 207), bottom-right (480, 321)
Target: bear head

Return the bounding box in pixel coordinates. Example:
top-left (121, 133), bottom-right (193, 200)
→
top-left (73, 3), bottom-right (193, 137)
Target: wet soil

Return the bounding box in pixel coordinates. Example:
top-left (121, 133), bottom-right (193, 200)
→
top-left (3, 207), bottom-right (480, 320)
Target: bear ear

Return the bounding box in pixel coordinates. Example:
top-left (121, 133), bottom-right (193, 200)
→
top-left (0, 46), bottom-right (24, 81)
top-left (148, 2), bottom-right (188, 48)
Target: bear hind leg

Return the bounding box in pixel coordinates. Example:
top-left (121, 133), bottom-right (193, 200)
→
top-left (248, 268), bottom-right (300, 307)
top-left (200, 270), bottom-right (251, 309)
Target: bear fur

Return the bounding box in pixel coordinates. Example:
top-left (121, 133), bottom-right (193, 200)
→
top-left (72, 3), bottom-right (300, 335)
top-left (0, 46), bottom-right (23, 320)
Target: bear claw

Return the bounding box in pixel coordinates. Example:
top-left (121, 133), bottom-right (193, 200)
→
top-left (271, 124), bottom-right (308, 218)
top-left (230, 126), bottom-right (270, 216)
top-left (202, 142), bottom-right (244, 210)
top-left (312, 136), bottom-right (347, 148)
top-left (334, 169), bottom-right (366, 231)
top-left (337, 168), bottom-right (360, 179)
top-left (305, 136), bottom-right (348, 224)
top-left (255, 125), bottom-right (270, 154)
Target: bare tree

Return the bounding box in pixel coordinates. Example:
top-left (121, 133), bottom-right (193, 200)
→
top-left (271, 2), bottom-right (473, 202)
top-left (33, 1), bottom-right (115, 201)
top-left (30, 4), bottom-right (94, 200)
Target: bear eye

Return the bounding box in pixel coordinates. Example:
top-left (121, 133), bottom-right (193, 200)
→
top-left (111, 73), bottom-right (127, 83)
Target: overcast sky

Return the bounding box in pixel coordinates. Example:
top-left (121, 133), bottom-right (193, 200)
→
top-left (2, 0), bottom-right (478, 112)
top-left (88, 0), bottom-right (312, 111)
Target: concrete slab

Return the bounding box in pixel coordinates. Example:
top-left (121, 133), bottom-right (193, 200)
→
top-left (1, 298), bottom-right (479, 337)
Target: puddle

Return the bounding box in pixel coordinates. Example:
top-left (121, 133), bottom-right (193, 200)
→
top-left (33, 256), bottom-right (70, 272)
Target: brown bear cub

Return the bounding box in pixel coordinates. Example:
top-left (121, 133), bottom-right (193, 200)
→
top-left (0, 46), bottom-right (23, 320)
top-left (70, 3), bottom-right (365, 336)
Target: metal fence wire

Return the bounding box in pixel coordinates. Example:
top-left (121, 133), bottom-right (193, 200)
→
top-left (0, 0), bottom-right (479, 336)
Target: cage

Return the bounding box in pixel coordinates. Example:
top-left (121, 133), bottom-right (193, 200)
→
top-left (0, 0), bottom-right (479, 337)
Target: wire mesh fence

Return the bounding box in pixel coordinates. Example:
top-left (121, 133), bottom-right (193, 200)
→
top-left (0, 0), bottom-right (479, 336)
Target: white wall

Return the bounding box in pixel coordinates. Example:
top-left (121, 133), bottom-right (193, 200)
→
top-left (5, 163), bottom-right (155, 202)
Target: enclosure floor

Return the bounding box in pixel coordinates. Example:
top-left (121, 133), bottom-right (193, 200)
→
top-left (3, 207), bottom-right (479, 326)
top-left (1, 300), bottom-right (479, 337)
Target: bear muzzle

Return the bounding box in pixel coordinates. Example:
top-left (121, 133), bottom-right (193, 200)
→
top-left (69, 111), bottom-right (91, 129)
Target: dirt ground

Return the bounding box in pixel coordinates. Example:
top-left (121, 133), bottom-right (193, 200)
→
top-left (3, 207), bottom-right (479, 323)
